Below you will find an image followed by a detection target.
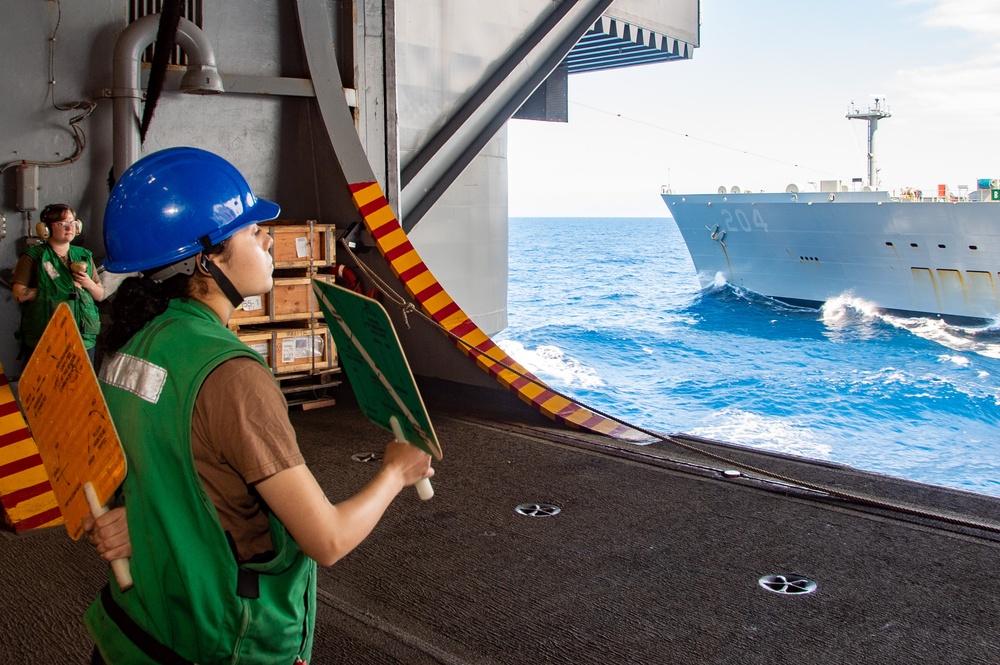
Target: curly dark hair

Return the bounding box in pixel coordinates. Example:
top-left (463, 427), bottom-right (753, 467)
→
top-left (96, 274), bottom-right (191, 359)
top-left (96, 240), bottom-right (231, 363)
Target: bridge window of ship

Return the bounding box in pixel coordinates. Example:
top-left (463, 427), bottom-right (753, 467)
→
top-left (969, 245), bottom-right (979, 250)
top-left (938, 244), bottom-right (946, 249)
top-left (885, 241), bottom-right (894, 246)
top-left (910, 243), bottom-right (919, 248)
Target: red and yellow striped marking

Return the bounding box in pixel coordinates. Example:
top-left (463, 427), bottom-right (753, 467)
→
top-left (0, 362), bottom-right (62, 533)
top-left (349, 181), bottom-right (638, 439)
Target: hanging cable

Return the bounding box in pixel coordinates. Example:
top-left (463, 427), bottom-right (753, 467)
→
top-left (0, 0), bottom-right (95, 175)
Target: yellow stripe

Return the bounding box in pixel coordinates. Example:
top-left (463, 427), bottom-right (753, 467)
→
top-left (459, 329), bottom-right (490, 350)
top-left (366, 205), bottom-right (396, 229)
top-left (392, 251), bottom-right (423, 275)
top-left (405, 271), bottom-right (437, 295)
top-left (421, 291), bottom-right (456, 316)
top-left (377, 228), bottom-right (410, 254)
top-left (352, 183), bottom-right (383, 208)
top-left (0, 439), bottom-right (42, 467)
top-left (538, 394), bottom-right (574, 416)
top-left (437, 310), bottom-right (470, 332)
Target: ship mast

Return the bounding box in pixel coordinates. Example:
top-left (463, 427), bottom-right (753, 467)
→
top-left (847, 98), bottom-right (891, 189)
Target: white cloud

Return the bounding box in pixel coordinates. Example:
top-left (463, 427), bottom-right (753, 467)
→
top-left (916, 0), bottom-right (1000, 35)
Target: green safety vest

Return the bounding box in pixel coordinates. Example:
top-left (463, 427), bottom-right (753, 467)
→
top-left (85, 298), bottom-right (316, 665)
top-left (16, 243), bottom-right (101, 349)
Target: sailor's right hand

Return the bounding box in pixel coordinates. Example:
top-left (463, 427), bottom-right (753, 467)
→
top-left (83, 506), bottom-right (132, 562)
top-left (382, 438), bottom-right (434, 489)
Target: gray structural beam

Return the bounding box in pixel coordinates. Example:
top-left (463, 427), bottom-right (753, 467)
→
top-left (398, 0), bottom-right (615, 234)
top-left (295, 1), bottom-right (376, 189)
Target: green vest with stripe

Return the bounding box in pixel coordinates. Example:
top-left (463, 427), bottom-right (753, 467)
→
top-left (17, 242), bottom-right (100, 349)
top-left (85, 298), bottom-right (316, 664)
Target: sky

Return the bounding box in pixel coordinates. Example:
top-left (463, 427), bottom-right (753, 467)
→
top-left (507, 0), bottom-right (1000, 217)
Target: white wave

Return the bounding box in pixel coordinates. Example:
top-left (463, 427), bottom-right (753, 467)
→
top-left (689, 409), bottom-right (833, 460)
top-left (821, 293), bottom-right (1000, 359)
top-left (497, 340), bottom-right (605, 388)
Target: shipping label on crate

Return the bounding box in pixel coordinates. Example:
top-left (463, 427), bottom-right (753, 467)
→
top-left (295, 237), bottom-right (310, 258)
top-left (241, 295), bottom-right (264, 313)
top-left (280, 335), bottom-right (324, 364)
top-left (247, 341), bottom-right (270, 364)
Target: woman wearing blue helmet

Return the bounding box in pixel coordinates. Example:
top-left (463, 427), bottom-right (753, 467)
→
top-left (84, 147), bottom-right (433, 665)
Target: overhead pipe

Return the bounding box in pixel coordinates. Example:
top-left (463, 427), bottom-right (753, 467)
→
top-left (111, 14), bottom-right (224, 179)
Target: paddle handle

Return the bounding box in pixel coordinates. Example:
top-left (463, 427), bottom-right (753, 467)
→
top-left (84, 482), bottom-right (134, 591)
top-left (390, 417), bottom-right (434, 501)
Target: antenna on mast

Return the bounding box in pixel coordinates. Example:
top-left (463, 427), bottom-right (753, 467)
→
top-left (847, 97), bottom-right (891, 189)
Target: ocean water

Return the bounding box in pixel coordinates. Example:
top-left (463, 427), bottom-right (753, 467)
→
top-left (494, 217), bottom-right (1000, 498)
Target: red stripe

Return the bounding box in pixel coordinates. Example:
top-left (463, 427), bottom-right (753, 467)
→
top-left (9, 506), bottom-right (63, 533)
top-left (608, 424), bottom-right (632, 437)
top-left (577, 414), bottom-right (605, 430)
top-left (553, 403), bottom-right (581, 419)
top-left (530, 390), bottom-right (557, 406)
top-left (430, 301), bottom-right (461, 323)
top-left (0, 401), bottom-right (20, 418)
top-left (368, 221), bottom-right (396, 240)
top-left (399, 261), bottom-right (429, 283)
top-left (0, 480), bottom-right (54, 509)
top-left (0, 427), bottom-right (32, 449)
top-left (348, 181), bottom-right (375, 193)
top-left (450, 320), bottom-right (478, 339)
top-left (385, 242), bottom-right (414, 262)
top-left (413, 281), bottom-right (444, 303)
top-left (0, 454), bottom-right (43, 478)
top-left (510, 376), bottom-right (532, 390)
top-left (359, 197), bottom-right (389, 218)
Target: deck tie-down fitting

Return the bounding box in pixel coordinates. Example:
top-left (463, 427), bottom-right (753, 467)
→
top-left (515, 503), bottom-right (561, 517)
top-left (758, 574), bottom-right (818, 595)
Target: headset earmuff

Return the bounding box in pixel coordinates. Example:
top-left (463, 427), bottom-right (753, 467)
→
top-left (35, 221), bottom-right (50, 239)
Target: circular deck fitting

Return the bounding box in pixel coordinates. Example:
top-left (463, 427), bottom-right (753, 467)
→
top-left (351, 452), bottom-right (383, 463)
top-left (515, 503), bottom-right (561, 518)
top-left (758, 574), bottom-right (818, 595)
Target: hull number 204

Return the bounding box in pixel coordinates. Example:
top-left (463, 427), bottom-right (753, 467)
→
top-left (720, 208), bottom-right (768, 232)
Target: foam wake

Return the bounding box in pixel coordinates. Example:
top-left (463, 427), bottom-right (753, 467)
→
top-left (821, 294), bottom-right (1000, 359)
top-left (497, 340), bottom-right (605, 388)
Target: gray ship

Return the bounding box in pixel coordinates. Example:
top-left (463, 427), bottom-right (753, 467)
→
top-left (662, 100), bottom-right (1000, 324)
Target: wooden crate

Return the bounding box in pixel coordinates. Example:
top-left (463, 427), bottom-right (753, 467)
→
top-left (231, 275), bottom-right (333, 326)
top-left (235, 330), bottom-right (273, 367)
top-left (236, 325), bottom-right (337, 375)
top-left (274, 325), bottom-right (336, 374)
top-left (263, 221), bottom-right (336, 269)
top-left (231, 291), bottom-right (270, 324)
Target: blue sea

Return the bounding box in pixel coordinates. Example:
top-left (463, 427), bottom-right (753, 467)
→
top-left (495, 217), bottom-right (1000, 498)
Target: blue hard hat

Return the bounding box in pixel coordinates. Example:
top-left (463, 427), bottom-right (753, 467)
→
top-left (103, 147), bottom-right (280, 273)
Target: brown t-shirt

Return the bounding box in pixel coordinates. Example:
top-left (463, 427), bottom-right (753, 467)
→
top-left (191, 356), bottom-right (305, 561)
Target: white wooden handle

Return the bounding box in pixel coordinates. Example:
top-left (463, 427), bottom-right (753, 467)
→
top-left (84, 482), bottom-right (134, 591)
top-left (390, 416), bottom-right (434, 501)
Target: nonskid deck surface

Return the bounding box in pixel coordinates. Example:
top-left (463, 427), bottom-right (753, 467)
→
top-left (3, 390), bottom-right (1000, 663)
